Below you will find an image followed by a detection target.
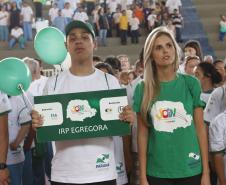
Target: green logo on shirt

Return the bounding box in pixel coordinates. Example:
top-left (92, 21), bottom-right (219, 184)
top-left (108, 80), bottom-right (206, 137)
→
top-left (96, 154), bottom-right (110, 169)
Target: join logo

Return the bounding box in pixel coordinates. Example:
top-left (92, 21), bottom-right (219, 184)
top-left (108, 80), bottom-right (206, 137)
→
top-left (71, 105), bottom-right (84, 113)
top-left (155, 108), bottom-right (176, 120)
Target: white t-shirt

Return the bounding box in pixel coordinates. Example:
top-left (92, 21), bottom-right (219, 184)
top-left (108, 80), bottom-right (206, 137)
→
top-left (0, 92), bottom-right (11, 114)
top-left (107, 0), bottom-right (119, 13)
top-left (114, 136), bottom-right (128, 185)
top-left (61, 8), bottom-right (73, 18)
top-left (43, 69), bottom-right (120, 183)
top-left (11, 27), bottom-right (23, 38)
top-left (20, 6), bottom-right (33, 22)
top-left (127, 76), bottom-right (142, 153)
top-left (166, 0), bottom-right (182, 14)
top-left (204, 84), bottom-right (226, 124)
top-left (129, 17), bottom-right (139, 31)
top-left (49, 7), bottom-right (59, 23)
top-left (113, 12), bottom-right (122, 24)
top-left (73, 11), bottom-right (89, 22)
top-left (28, 75), bottom-right (48, 96)
top-left (7, 95), bottom-right (32, 165)
top-left (209, 110), bottom-right (226, 178)
top-left (147, 14), bottom-right (156, 27)
top-left (0, 11), bottom-right (9, 26)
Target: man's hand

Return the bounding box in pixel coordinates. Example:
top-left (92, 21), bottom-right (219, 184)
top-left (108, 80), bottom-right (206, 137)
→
top-left (31, 110), bottom-right (43, 130)
top-left (119, 105), bottom-right (135, 124)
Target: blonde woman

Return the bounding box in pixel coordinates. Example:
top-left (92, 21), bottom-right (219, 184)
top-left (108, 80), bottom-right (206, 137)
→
top-left (133, 27), bottom-right (210, 185)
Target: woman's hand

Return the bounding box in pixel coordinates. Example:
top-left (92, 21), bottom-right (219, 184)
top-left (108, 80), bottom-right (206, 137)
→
top-left (119, 105), bottom-right (135, 124)
top-left (201, 172), bottom-right (211, 185)
top-left (31, 110), bottom-right (44, 130)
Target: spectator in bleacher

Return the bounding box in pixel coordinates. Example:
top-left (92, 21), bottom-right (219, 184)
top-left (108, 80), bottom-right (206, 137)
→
top-left (195, 62), bottom-right (222, 104)
top-left (133, 4), bottom-right (144, 25)
top-left (104, 56), bottom-right (122, 79)
top-left (119, 9), bottom-right (129, 45)
top-left (20, 2), bottom-right (33, 41)
top-left (106, 7), bottom-right (113, 37)
top-left (73, 5), bottom-right (89, 22)
top-left (48, 3), bottom-right (59, 25)
top-left (154, 2), bottom-right (161, 15)
top-left (165, 0), bottom-right (182, 16)
top-left (9, 2), bottom-right (20, 31)
top-left (91, 4), bottom-right (100, 36)
top-left (93, 55), bottom-right (103, 65)
top-left (96, 7), bottom-right (109, 46)
top-left (184, 55), bottom-right (200, 76)
top-left (53, 9), bottom-right (67, 34)
top-left (129, 12), bottom-right (139, 44)
top-left (147, 10), bottom-right (156, 32)
top-left (213, 59), bottom-right (226, 84)
top-left (107, 0), bottom-right (120, 15)
top-left (154, 13), bottom-right (162, 28)
top-left (95, 62), bottom-right (114, 75)
top-left (113, 7), bottom-right (122, 37)
top-left (219, 14), bottom-right (226, 42)
top-left (203, 55), bottom-right (214, 64)
top-left (33, 0), bottom-right (43, 19)
top-left (65, 0), bottom-right (77, 11)
top-left (119, 71), bottom-right (129, 86)
top-left (117, 54), bottom-right (130, 72)
top-left (183, 40), bottom-right (203, 61)
top-left (128, 70), bottom-right (137, 84)
top-left (61, 2), bottom-right (73, 24)
top-left (8, 25), bottom-right (25, 49)
top-left (171, 8), bottom-right (183, 43)
top-left (7, 95), bottom-right (31, 185)
top-left (54, 0), bottom-right (65, 10)
top-left (0, 4), bottom-right (9, 41)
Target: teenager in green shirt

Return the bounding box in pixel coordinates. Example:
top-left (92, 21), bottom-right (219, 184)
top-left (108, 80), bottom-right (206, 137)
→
top-left (133, 26), bottom-right (210, 185)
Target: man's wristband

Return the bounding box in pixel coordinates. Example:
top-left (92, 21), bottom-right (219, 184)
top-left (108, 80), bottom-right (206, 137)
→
top-left (0, 163), bottom-right (7, 170)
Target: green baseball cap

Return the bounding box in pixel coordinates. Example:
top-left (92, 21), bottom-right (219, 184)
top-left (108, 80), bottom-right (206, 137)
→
top-left (65, 20), bottom-right (95, 38)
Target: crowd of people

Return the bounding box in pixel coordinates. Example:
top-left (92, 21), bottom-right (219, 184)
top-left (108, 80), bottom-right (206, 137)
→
top-left (0, 0), bottom-right (226, 185)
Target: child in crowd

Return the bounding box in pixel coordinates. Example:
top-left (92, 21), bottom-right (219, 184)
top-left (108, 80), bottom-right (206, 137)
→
top-left (219, 15), bottom-right (226, 41)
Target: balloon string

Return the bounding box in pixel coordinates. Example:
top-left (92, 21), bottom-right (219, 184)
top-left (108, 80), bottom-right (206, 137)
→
top-left (18, 84), bottom-right (33, 109)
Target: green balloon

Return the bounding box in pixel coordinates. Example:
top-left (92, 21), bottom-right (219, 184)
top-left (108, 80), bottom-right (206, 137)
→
top-left (34, 27), bottom-right (67, 65)
top-left (0, 57), bottom-right (32, 96)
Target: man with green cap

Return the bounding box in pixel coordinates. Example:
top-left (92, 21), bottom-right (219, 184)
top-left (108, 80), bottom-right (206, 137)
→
top-left (32, 20), bottom-right (134, 185)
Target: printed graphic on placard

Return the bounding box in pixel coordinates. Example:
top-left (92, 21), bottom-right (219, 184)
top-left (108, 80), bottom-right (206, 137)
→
top-left (34, 102), bottom-right (63, 126)
top-left (100, 96), bottom-right (128, 121)
top-left (67, 100), bottom-right (97, 121)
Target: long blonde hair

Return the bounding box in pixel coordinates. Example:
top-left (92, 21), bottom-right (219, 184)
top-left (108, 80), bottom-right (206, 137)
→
top-left (141, 26), bottom-right (181, 124)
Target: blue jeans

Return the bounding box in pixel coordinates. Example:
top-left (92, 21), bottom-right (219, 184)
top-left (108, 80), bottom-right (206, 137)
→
top-left (0, 25), bottom-right (9, 41)
top-left (99, 29), bottom-right (107, 46)
top-left (8, 162), bottom-right (24, 185)
top-left (219, 31), bottom-right (226, 41)
top-left (8, 36), bottom-right (25, 49)
top-left (22, 150), bottom-right (33, 185)
top-left (23, 22), bottom-right (33, 41)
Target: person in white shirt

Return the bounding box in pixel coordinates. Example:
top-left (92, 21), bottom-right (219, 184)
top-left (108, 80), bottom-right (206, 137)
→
top-left (20, 2), bottom-right (33, 41)
top-left (31, 20), bottom-right (135, 185)
top-left (112, 8), bottom-right (121, 37)
top-left (61, 2), bottom-right (73, 24)
top-left (0, 92), bottom-right (11, 185)
top-left (7, 95), bottom-right (31, 185)
top-left (209, 109), bottom-right (226, 185)
top-left (165, 0), bottom-right (182, 15)
top-left (129, 13), bottom-right (140, 44)
top-left (73, 6), bottom-right (89, 22)
top-left (8, 26), bottom-right (25, 49)
top-left (49, 3), bottom-right (59, 25)
top-left (0, 5), bottom-right (9, 41)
